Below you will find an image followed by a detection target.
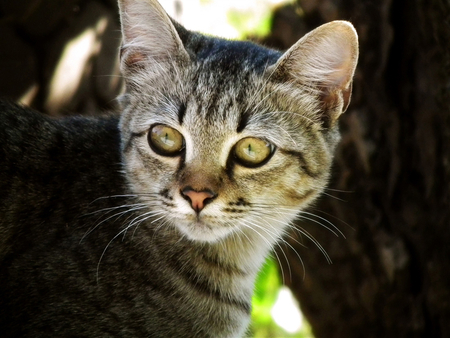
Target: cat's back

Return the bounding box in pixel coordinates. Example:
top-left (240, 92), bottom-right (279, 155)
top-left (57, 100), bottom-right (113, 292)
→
top-left (0, 101), bottom-right (121, 174)
top-left (0, 101), bottom-right (123, 258)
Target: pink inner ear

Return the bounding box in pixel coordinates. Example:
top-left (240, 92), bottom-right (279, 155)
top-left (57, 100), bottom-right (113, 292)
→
top-left (123, 50), bottom-right (146, 68)
top-left (325, 47), bottom-right (356, 89)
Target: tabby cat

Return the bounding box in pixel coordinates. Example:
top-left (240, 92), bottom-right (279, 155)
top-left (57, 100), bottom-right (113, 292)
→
top-left (0, 0), bottom-right (358, 336)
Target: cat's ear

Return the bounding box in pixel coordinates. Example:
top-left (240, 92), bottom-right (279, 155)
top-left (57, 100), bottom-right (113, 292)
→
top-left (117, 0), bottom-right (190, 75)
top-left (268, 21), bottom-right (358, 127)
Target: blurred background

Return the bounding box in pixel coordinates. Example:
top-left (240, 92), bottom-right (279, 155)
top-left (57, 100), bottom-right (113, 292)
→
top-left (1, 0), bottom-right (449, 337)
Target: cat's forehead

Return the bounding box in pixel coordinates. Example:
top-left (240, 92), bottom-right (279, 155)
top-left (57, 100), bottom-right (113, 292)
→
top-left (193, 38), bottom-right (281, 74)
top-left (180, 39), bottom-right (281, 126)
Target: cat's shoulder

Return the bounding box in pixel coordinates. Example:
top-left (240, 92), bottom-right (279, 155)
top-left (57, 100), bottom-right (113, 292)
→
top-left (0, 100), bottom-right (120, 149)
top-left (0, 100), bottom-right (119, 134)
top-left (0, 100), bottom-right (49, 135)
top-left (0, 100), bottom-right (122, 187)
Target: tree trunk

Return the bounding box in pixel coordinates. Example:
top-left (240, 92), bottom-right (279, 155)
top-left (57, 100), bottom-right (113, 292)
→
top-left (268, 0), bottom-right (450, 337)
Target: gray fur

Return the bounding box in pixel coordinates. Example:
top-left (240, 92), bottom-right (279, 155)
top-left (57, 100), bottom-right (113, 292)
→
top-left (0, 0), bottom-right (358, 336)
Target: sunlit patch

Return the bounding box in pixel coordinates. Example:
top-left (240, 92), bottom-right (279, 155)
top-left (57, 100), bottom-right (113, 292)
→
top-left (18, 84), bottom-right (39, 106)
top-left (45, 17), bottom-right (108, 114)
top-left (271, 286), bottom-right (304, 333)
top-left (159, 0), bottom-right (290, 39)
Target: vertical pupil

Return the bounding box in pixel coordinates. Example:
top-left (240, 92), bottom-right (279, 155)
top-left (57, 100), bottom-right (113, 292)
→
top-left (246, 143), bottom-right (255, 158)
top-left (161, 131), bottom-right (174, 147)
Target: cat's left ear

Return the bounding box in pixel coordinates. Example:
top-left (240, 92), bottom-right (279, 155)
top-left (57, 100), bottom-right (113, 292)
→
top-left (268, 21), bottom-right (358, 127)
top-left (117, 0), bottom-right (190, 76)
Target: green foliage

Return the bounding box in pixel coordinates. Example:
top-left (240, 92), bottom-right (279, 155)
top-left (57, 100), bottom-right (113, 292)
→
top-left (227, 8), bottom-right (272, 39)
top-left (250, 257), bottom-right (314, 338)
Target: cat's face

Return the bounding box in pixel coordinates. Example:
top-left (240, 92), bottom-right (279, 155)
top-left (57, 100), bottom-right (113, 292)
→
top-left (117, 0), bottom-right (358, 245)
top-left (120, 56), bottom-right (330, 243)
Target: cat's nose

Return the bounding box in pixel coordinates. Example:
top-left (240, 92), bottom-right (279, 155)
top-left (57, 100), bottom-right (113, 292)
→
top-left (181, 187), bottom-right (217, 213)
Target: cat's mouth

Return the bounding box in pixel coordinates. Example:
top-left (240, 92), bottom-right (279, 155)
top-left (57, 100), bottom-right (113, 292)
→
top-left (189, 219), bottom-right (213, 230)
top-left (175, 216), bottom-right (232, 243)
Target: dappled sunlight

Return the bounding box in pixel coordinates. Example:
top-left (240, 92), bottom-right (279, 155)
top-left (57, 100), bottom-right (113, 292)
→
top-left (271, 286), bottom-right (304, 333)
top-left (18, 84), bottom-right (39, 106)
top-left (45, 17), bottom-right (108, 114)
top-left (252, 257), bottom-right (313, 337)
top-left (160, 0), bottom-right (289, 38)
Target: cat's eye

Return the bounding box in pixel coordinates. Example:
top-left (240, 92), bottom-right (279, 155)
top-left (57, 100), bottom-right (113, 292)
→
top-left (233, 137), bottom-right (274, 167)
top-left (148, 124), bottom-right (185, 156)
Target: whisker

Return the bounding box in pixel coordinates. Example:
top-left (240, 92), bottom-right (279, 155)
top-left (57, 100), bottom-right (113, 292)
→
top-left (80, 205), bottom-right (147, 242)
top-left (88, 194), bottom-right (139, 205)
top-left (309, 208), bottom-right (355, 231)
top-left (130, 212), bottom-right (167, 239)
top-left (293, 226), bottom-right (332, 264)
top-left (97, 226), bottom-right (131, 282)
top-left (82, 203), bottom-right (144, 217)
top-left (97, 209), bottom-right (167, 280)
top-left (324, 187), bottom-right (354, 193)
top-left (244, 205), bottom-right (332, 264)
top-left (252, 214), bottom-right (307, 281)
top-left (255, 214), bottom-right (308, 249)
top-left (321, 191), bottom-right (348, 202)
top-left (250, 204), bottom-right (345, 238)
top-left (151, 217), bottom-right (173, 240)
top-left (296, 215), bottom-right (339, 238)
top-left (299, 211), bottom-right (346, 238)
top-left (239, 219), bottom-right (286, 285)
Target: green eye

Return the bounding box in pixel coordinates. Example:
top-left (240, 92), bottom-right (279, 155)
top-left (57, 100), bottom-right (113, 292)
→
top-left (148, 124), bottom-right (185, 156)
top-left (234, 137), bottom-right (274, 167)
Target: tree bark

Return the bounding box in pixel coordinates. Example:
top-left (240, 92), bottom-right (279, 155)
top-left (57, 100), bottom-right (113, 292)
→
top-left (268, 0), bottom-right (450, 337)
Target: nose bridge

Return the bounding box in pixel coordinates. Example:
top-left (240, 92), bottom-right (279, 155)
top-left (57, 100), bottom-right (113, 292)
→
top-left (181, 115), bottom-right (230, 192)
top-left (180, 159), bottom-right (222, 193)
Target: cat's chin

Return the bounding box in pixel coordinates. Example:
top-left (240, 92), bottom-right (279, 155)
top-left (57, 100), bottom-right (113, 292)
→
top-left (175, 220), bottom-right (233, 243)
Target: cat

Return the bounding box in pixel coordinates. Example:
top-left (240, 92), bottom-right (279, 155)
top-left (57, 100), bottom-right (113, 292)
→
top-left (0, 0), bottom-right (358, 336)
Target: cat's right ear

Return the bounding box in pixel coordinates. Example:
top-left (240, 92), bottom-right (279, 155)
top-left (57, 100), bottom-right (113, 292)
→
top-left (267, 21), bottom-right (358, 128)
top-left (118, 0), bottom-right (190, 76)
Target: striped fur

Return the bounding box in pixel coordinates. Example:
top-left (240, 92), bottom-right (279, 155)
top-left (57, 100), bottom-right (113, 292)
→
top-left (117, 0), bottom-right (358, 336)
top-left (0, 0), bottom-right (358, 337)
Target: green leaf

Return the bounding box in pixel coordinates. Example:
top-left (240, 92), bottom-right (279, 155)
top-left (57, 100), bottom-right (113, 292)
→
top-left (250, 256), bottom-right (314, 338)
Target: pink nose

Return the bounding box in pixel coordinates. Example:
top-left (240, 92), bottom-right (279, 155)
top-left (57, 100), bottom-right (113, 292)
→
top-left (181, 187), bottom-right (216, 213)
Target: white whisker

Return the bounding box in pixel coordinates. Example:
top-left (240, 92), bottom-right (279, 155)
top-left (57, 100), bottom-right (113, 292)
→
top-left (252, 214), bottom-right (307, 281)
top-left (239, 219), bottom-right (286, 284)
top-left (299, 211), bottom-right (346, 238)
top-left (80, 204), bottom-right (147, 243)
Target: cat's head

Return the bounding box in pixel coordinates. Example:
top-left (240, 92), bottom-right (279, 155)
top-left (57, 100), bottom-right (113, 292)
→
top-left (117, 0), bottom-right (358, 247)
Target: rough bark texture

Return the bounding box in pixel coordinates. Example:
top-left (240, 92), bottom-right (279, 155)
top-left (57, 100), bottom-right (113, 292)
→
top-left (1, 0), bottom-right (449, 337)
top-left (268, 1), bottom-right (450, 337)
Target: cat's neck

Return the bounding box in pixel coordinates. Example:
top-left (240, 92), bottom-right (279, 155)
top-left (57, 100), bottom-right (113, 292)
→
top-left (210, 227), bottom-right (281, 273)
top-left (138, 218), bottom-right (280, 294)
top-left (153, 220), bottom-right (281, 296)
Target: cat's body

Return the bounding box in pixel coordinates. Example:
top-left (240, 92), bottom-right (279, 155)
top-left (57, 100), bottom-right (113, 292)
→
top-left (0, 0), bottom-right (358, 336)
top-left (0, 103), bottom-right (253, 337)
